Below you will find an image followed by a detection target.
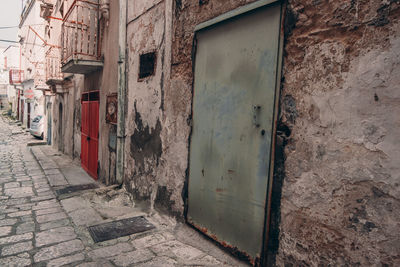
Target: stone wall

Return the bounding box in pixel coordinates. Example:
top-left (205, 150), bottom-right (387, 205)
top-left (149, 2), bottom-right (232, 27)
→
top-left (276, 0), bottom-right (400, 265)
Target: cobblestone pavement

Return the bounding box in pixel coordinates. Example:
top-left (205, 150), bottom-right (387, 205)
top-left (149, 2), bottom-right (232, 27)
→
top-left (0, 116), bottom-right (247, 267)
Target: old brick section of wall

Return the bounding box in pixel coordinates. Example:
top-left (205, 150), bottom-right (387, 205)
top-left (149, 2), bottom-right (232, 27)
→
top-left (277, 0), bottom-right (400, 265)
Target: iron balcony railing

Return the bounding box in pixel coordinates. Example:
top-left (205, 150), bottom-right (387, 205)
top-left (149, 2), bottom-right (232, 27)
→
top-left (34, 62), bottom-right (47, 89)
top-left (33, 61), bottom-right (48, 90)
top-left (9, 69), bottom-right (24, 85)
top-left (61, 0), bottom-right (101, 65)
top-left (45, 47), bottom-right (63, 81)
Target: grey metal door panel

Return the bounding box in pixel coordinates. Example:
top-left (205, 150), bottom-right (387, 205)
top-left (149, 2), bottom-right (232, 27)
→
top-left (188, 3), bottom-right (281, 261)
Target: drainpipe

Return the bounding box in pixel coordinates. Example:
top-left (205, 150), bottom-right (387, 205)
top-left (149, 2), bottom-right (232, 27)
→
top-left (116, 0), bottom-right (127, 185)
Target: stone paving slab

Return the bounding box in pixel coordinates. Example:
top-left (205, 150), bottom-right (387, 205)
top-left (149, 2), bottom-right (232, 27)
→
top-left (87, 242), bottom-right (133, 259)
top-left (0, 232), bottom-right (33, 246)
top-left (35, 226), bottom-right (77, 247)
top-left (0, 252), bottom-right (31, 266)
top-left (111, 248), bottom-right (155, 266)
top-left (1, 241), bottom-right (33, 256)
top-left (33, 239), bottom-right (85, 262)
top-left (36, 212), bottom-right (68, 224)
top-left (47, 253), bottom-right (85, 267)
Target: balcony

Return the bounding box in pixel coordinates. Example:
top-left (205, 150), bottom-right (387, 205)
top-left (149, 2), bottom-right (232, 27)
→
top-left (61, 0), bottom-right (103, 74)
top-left (9, 69), bottom-right (24, 85)
top-left (34, 62), bottom-right (48, 90)
top-left (46, 47), bottom-right (63, 86)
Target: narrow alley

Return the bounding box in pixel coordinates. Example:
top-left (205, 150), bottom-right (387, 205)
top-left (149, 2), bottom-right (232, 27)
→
top-left (0, 116), bottom-right (246, 266)
top-left (1, 0), bottom-right (399, 266)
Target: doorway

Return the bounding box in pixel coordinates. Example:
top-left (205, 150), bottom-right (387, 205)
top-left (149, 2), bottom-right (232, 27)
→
top-left (59, 103), bottom-right (63, 152)
top-left (20, 100), bottom-right (24, 124)
top-left (27, 103), bottom-right (31, 129)
top-left (187, 1), bottom-right (282, 264)
top-left (81, 91), bottom-right (99, 180)
top-left (47, 102), bottom-right (52, 145)
top-left (17, 91), bottom-right (20, 120)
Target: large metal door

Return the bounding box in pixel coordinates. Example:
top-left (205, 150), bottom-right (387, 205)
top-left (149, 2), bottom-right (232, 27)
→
top-left (81, 91), bottom-right (99, 179)
top-left (188, 1), bottom-right (281, 263)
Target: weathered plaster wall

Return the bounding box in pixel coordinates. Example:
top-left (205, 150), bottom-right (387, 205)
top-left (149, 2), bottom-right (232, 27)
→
top-left (50, 75), bottom-right (83, 161)
top-left (50, 93), bottom-right (60, 149)
top-left (73, 75), bottom-right (84, 159)
top-left (97, 0), bottom-right (120, 185)
top-left (276, 0), bottom-right (400, 265)
top-left (125, 0), bottom-right (167, 204)
top-left (63, 81), bottom-right (75, 156)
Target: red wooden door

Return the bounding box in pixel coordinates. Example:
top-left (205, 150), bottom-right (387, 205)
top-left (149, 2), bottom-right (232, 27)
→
top-left (88, 101), bottom-right (99, 178)
top-left (81, 91), bottom-right (99, 179)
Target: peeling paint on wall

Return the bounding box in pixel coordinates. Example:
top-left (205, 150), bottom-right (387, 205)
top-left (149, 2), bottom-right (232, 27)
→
top-left (130, 101), bottom-right (163, 172)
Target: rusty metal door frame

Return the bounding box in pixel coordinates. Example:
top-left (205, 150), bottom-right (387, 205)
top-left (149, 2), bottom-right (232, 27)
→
top-left (261, 2), bottom-right (285, 266)
top-left (186, 0), bottom-right (284, 265)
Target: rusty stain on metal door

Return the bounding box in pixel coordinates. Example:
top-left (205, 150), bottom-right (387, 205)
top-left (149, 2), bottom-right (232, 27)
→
top-left (187, 0), bottom-right (282, 263)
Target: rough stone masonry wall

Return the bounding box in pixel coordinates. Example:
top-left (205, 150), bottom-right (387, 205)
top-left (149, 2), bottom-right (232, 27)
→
top-left (276, 0), bottom-right (400, 266)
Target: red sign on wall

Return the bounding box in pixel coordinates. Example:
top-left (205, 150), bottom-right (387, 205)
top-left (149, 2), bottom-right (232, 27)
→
top-left (24, 89), bottom-right (34, 99)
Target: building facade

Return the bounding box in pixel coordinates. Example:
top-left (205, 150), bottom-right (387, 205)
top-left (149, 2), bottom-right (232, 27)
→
top-left (3, 45), bottom-right (21, 115)
top-left (16, 0), bottom-right (48, 129)
top-left (17, 0), bottom-right (400, 266)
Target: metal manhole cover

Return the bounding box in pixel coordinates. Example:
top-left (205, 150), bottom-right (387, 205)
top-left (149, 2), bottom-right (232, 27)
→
top-left (88, 216), bottom-right (155, 243)
top-left (55, 184), bottom-right (99, 196)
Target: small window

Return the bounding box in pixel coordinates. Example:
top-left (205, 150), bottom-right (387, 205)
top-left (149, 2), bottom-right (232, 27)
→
top-left (138, 52), bottom-right (156, 80)
top-left (89, 91), bottom-right (99, 101)
top-left (82, 93), bottom-right (89, 102)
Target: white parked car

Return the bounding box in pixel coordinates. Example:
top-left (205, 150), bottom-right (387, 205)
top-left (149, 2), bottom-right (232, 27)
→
top-left (30, 115), bottom-right (44, 139)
